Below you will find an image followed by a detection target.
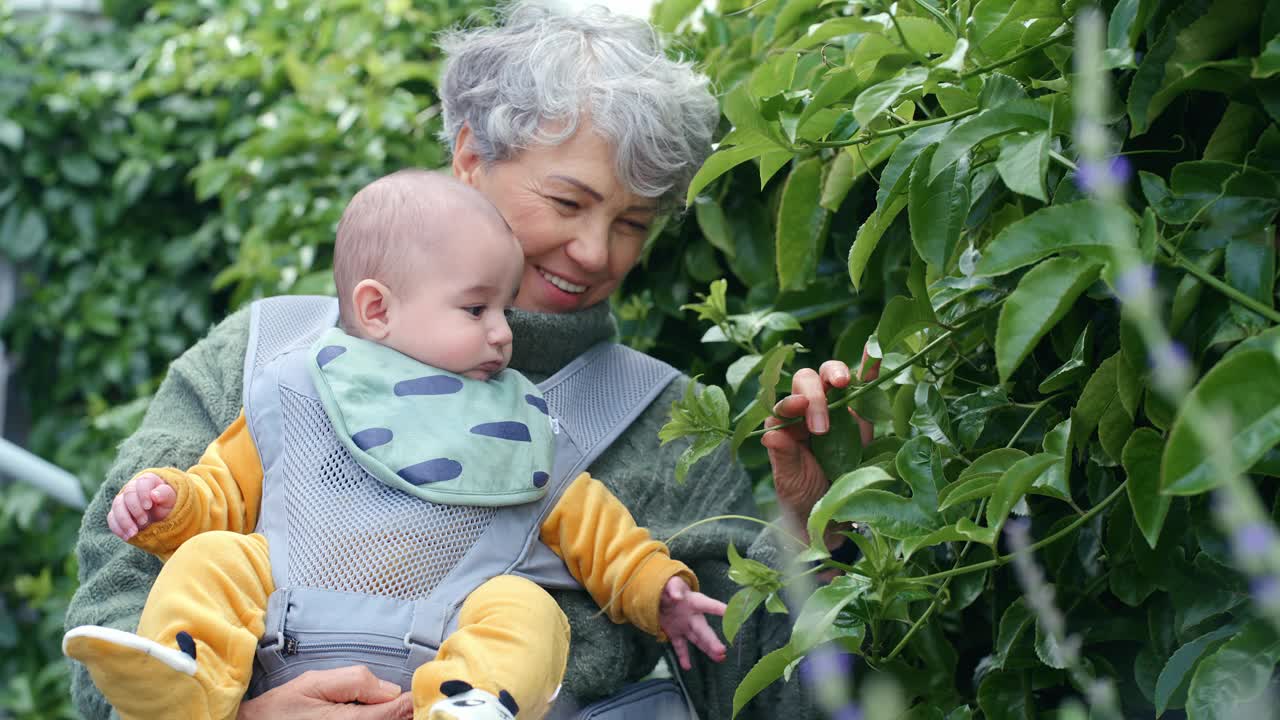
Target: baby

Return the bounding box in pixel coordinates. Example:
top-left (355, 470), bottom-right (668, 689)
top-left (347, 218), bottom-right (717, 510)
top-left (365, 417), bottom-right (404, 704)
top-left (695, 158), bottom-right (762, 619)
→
top-left (64, 170), bottom-right (726, 720)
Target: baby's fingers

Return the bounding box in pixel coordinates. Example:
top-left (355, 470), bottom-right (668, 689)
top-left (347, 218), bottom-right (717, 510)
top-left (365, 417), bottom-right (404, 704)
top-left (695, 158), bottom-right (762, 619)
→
top-left (121, 486), bottom-right (150, 528)
top-left (688, 614), bottom-right (727, 663)
top-left (690, 592), bottom-right (728, 618)
top-left (671, 636), bottom-right (692, 671)
top-left (109, 496), bottom-right (137, 540)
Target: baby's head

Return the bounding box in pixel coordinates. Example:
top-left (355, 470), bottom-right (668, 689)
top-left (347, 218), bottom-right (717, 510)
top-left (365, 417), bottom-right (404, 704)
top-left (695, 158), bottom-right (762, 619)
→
top-left (334, 169), bottom-right (523, 381)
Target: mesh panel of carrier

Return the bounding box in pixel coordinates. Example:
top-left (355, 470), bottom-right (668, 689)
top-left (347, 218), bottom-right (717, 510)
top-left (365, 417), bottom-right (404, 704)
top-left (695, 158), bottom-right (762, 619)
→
top-left (280, 387), bottom-right (496, 599)
top-left (253, 296), bottom-right (338, 370)
top-left (543, 346), bottom-right (672, 451)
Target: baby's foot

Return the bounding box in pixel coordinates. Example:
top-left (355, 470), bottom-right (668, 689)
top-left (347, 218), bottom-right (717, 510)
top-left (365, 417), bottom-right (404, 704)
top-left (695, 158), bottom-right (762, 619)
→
top-left (426, 680), bottom-right (518, 720)
top-left (63, 626), bottom-right (202, 720)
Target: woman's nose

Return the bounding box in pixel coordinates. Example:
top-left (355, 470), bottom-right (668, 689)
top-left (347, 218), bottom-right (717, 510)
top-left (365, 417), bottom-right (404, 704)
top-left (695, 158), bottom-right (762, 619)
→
top-left (565, 221), bottom-right (610, 273)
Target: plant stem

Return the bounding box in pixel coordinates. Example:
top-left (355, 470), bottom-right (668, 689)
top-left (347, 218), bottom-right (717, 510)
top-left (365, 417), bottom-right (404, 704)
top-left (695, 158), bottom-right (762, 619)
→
top-left (662, 513), bottom-right (808, 549)
top-left (1006, 393), bottom-right (1066, 448)
top-left (884, 500), bottom-right (987, 662)
top-left (913, 481), bottom-right (1127, 583)
top-left (1049, 149), bottom-right (1078, 172)
top-left (800, 107), bottom-right (979, 149)
top-left (746, 328), bottom-right (960, 439)
top-left (960, 31), bottom-right (1073, 80)
top-left (1157, 236), bottom-right (1280, 324)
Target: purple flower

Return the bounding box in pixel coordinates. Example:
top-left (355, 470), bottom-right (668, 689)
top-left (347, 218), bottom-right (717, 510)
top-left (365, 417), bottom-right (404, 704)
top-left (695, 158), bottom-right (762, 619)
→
top-left (1114, 265), bottom-right (1155, 306)
top-left (1251, 575), bottom-right (1280, 609)
top-left (1233, 522), bottom-right (1277, 559)
top-left (798, 647), bottom-right (852, 685)
top-left (1076, 156), bottom-right (1132, 195)
top-left (1151, 340), bottom-right (1191, 391)
top-left (832, 704), bottom-right (864, 720)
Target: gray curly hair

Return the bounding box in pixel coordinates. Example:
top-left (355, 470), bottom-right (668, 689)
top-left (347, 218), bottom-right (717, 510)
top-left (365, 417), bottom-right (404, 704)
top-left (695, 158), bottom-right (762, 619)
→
top-left (437, 2), bottom-right (718, 209)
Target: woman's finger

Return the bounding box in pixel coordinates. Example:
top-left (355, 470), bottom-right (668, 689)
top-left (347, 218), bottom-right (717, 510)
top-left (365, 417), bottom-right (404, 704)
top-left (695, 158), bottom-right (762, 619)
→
top-left (790, 368), bottom-right (830, 434)
top-left (303, 666), bottom-right (401, 705)
top-left (818, 360), bottom-right (852, 389)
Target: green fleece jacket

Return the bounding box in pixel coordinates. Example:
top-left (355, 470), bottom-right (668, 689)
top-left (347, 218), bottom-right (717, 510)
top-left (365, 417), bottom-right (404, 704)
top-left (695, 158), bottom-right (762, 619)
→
top-left (65, 301), bottom-right (816, 719)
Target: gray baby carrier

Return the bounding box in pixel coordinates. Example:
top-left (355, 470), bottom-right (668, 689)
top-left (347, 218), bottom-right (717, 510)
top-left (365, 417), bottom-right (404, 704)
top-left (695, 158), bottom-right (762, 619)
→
top-left (242, 296), bottom-right (697, 719)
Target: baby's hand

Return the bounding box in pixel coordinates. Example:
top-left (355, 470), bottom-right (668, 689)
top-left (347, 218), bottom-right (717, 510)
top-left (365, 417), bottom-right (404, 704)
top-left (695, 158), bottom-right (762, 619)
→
top-left (658, 576), bottom-right (728, 670)
top-left (108, 473), bottom-right (176, 541)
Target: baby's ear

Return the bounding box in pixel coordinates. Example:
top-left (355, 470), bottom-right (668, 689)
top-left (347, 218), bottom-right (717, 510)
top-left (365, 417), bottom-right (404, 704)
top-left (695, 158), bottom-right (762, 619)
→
top-left (351, 279), bottom-right (393, 339)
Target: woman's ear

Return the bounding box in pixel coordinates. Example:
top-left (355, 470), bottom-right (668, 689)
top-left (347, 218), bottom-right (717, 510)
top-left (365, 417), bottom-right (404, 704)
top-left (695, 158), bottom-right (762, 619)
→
top-left (451, 123), bottom-right (484, 186)
top-left (351, 279), bottom-right (394, 340)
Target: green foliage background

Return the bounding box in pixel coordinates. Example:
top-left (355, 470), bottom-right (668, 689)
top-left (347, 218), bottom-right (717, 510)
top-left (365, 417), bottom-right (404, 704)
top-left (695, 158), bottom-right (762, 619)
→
top-left (2, 0), bottom-right (1280, 718)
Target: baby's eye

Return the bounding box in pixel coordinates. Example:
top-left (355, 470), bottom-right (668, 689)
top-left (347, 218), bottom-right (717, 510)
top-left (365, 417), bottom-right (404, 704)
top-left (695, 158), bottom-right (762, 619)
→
top-left (465, 306), bottom-right (484, 317)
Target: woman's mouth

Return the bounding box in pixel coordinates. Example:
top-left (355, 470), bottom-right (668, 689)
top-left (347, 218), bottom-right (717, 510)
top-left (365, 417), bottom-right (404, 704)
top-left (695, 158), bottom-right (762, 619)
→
top-left (538, 268), bottom-right (587, 294)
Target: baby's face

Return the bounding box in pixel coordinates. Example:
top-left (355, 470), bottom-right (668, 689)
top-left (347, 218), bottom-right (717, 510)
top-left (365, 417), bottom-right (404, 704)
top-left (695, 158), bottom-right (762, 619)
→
top-left (382, 224), bottom-right (524, 381)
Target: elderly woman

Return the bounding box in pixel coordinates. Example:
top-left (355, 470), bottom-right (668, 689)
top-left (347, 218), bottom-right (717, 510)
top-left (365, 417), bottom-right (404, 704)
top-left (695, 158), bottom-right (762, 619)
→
top-left (64, 5), bottom-right (858, 720)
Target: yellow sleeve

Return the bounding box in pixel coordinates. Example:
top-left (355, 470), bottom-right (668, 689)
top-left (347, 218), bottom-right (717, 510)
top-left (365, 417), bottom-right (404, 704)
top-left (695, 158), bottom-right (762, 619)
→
top-left (127, 410), bottom-right (263, 561)
top-left (539, 472), bottom-right (697, 639)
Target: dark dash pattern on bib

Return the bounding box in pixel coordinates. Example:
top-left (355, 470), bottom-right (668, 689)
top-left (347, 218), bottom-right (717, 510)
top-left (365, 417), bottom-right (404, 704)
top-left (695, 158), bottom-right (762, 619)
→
top-left (398, 458), bottom-right (464, 485)
top-left (316, 345), bottom-right (347, 368)
top-left (351, 427), bottom-right (393, 451)
top-left (394, 376), bottom-right (464, 396)
top-left (470, 421), bottom-right (532, 442)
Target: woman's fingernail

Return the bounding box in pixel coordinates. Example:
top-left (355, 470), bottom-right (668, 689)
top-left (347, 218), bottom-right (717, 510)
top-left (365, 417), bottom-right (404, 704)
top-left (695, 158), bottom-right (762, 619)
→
top-left (812, 415), bottom-right (828, 433)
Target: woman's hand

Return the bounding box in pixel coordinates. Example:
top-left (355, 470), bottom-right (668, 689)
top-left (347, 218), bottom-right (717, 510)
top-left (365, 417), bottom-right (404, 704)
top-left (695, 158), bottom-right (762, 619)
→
top-left (762, 350), bottom-right (880, 541)
top-left (237, 666), bottom-right (413, 720)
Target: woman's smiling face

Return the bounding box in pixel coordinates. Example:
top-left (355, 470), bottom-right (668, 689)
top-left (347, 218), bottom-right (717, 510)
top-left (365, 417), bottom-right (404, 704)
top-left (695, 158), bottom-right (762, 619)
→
top-left (453, 122), bottom-right (658, 313)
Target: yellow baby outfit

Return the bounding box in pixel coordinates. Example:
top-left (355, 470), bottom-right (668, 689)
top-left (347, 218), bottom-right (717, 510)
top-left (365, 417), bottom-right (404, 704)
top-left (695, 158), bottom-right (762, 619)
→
top-left (67, 402), bottom-right (694, 720)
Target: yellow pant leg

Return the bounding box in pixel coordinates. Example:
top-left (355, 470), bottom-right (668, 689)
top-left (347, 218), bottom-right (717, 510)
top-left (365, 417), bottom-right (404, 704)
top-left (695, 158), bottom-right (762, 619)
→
top-left (413, 575), bottom-right (569, 720)
top-left (137, 531), bottom-right (274, 720)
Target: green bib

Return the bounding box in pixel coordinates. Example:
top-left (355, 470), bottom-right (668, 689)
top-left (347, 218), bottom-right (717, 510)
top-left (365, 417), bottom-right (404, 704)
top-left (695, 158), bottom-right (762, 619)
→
top-left (307, 328), bottom-right (555, 506)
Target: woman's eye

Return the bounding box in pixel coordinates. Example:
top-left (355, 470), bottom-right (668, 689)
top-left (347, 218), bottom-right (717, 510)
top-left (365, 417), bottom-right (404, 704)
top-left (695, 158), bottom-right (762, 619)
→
top-left (552, 197), bottom-right (580, 209)
top-left (465, 306), bottom-right (484, 317)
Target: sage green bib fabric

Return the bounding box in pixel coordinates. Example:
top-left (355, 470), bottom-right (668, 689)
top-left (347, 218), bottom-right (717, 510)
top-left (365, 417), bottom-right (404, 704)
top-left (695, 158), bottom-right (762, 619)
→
top-left (307, 328), bottom-right (555, 507)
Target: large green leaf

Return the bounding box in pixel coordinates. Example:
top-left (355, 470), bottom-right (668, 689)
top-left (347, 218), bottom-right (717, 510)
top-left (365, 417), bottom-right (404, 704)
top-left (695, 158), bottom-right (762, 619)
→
top-left (877, 123), bottom-right (952, 207)
top-left (800, 466), bottom-right (895, 561)
top-left (929, 100), bottom-right (1050, 181)
top-left (987, 453), bottom-right (1059, 533)
top-left (848, 195), bottom-right (907, 290)
top-left (995, 131), bottom-right (1050, 202)
top-left (876, 295), bottom-right (937, 355)
top-left (1185, 621), bottom-right (1280, 720)
top-left (1128, 0), bottom-right (1264, 135)
top-left (973, 200), bottom-right (1135, 277)
top-left (686, 140), bottom-right (778, 204)
top-left (1163, 348), bottom-right (1280, 494)
top-left (790, 574), bottom-right (869, 653)
top-left (775, 157), bottom-right (830, 291)
top-left (995, 257), bottom-right (1103, 382)
top-left (812, 402), bottom-right (863, 486)
top-left (731, 643), bottom-right (798, 718)
top-left (1154, 625), bottom-right (1238, 715)
top-left (853, 66), bottom-right (928, 128)
top-left (1123, 428), bottom-right (1171, 549)
top-left (831, 488), bottom-right (944, 539)
top-left (909, 145), bottom-right (970, 269)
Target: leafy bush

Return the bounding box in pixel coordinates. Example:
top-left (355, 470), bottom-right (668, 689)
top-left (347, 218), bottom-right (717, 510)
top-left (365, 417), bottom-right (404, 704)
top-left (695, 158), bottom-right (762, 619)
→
top-left (0, 0), bottom-right (484, 713)
top-left (650, 0), bottom-right (1280, 718)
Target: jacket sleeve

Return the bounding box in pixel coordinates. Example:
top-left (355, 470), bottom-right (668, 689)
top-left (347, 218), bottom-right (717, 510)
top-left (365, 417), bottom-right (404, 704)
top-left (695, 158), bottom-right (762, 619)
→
top-left (64, 307), bottom-right (252, 720)
top-left (539, 472), bottom-right (697, 639)
top-left (126, 410), bottom-right (263, 561)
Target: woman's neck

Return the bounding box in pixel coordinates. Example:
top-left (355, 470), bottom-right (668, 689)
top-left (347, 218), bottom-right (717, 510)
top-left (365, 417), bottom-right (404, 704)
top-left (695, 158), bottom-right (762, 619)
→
top-left (508, 302), bottom-right (617, 378)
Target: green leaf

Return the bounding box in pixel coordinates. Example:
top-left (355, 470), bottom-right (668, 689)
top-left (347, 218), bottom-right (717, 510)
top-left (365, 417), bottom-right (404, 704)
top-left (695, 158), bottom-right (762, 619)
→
top-left (812, 402), bottom-right (863, 485)
top-left (979, 73), bottom-right (1029, 109)
top-left (1034, 602), bottom-right (1070, 669)
top-left (2, 207), bottom-right (48, 261)
top-left (1123, 428), bottom-right (1170, 550)
top-left (732, 643), bottom-right (798, 718)
top-left (694, 196), bottom-right (736, 259)
top-left (723, 587), bottom-right (766, 645)
top-left (727, 541), bottom-right (782, 590)
top-left (876, 295), bottom-right (936, 355)
top-left (1107, 0), bottom-right (1142, 51)
top-left (995, 258), bottom-right (1103, 383)
top-left (831, 488), bottom-right (942, 539)
top-left (929, 100), bottom-right (1050, 181)
top-left (687, 141), bottom-right (776, 204)
top-left (849, 195), bottom-right (907, 290)
top-left (1128, 0), bottom-right (1264, 135)
top-left (1225, 229), bottom-right (1275, 326)
top-left (1099, 396), bottom-right (1135, 463)
top-left (1185, 621), bottom-right (1280, 720)
top-left (995, 131), bottom-right (1050, 202)
top-left (0, 118), bottom-right (23, 151)
top-left (974, 200), bottom-right (1135, 277)
top-left (1116, 350), bottom-right (1143, 419)
top-left (978, 670), bottom-right (1033, 720)
top-left (801, 467), bottom-right (895, 561)
top-left (1154, 625), bottom-right (1237, 715)
top-left (799, 67), bottom-right (861, 132)
top-left (895, 435), bottom-right (945, 514)
top-left (59, 153), bottom-right (102, 186)
top-left (1256, 35), bottom-right (1280, 78)
top-left (902, 517), bottom-right (997, 558)
top-left (853, 66), bottom-right (928, 128)
top-left (791, 574), bottom-right (870, 653)
top-left (1038, 328), bottom-right (1089, 393)
top-left (1164, 348), bottom-right (1280, 494)
top-left (993, 597), bottom-right (1034, 669)
top-left (987, 453), bottom-right (1058, 533)
top-left (877, 123), bottom-right (952, 207)
top-left (910, 383), bottom-right (955, 449)
top-left (776, 157), bottom-right (831, 291)
top-left (909, 145), bottom-right (970, 269)
top-left (824, 137), bottom-right (900, 211)
top-left (939, 448), bottom-right (1027, 511)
